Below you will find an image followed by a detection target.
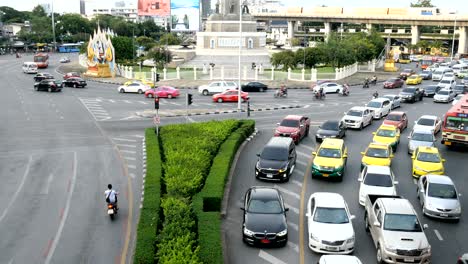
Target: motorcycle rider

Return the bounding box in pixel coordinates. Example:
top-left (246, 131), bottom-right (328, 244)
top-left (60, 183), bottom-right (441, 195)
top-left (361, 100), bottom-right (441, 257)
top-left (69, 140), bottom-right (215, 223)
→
top-left (280, 84), bottom-right (287, 96)
top-left (342, 83), bottom-right (350, 95)
top-left (370, 75), bottom-right (377, 85)
top-left (105, 184), bottom-right (119, 210)
top-left (363, 78), bottom-right (370, 88)
top-left (373, 90), bottom-right (379, 99)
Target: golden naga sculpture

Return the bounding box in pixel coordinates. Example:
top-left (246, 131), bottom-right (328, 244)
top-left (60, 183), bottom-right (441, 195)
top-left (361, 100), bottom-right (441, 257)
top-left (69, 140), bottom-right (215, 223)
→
top-left (85, 25), bottom-right (115, 78)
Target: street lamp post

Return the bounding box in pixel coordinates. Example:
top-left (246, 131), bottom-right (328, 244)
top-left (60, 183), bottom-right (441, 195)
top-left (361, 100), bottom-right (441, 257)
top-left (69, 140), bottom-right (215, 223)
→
top-left (451, 14), bottom-right (457, 61)
top-left (51, 0), bottom-right (57, 52)
top-left (237, 0), bottom-right (242, 111)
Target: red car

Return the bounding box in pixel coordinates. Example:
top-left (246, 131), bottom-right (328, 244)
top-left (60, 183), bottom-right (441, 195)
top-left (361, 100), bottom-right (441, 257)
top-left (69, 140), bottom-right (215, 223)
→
top-left (274, 115), bottom-right (310, 144)
top-left (145, 86), bottom-right (180, 98)
top-left (212, 89), bottom-right (249, 102)
top-left (383, 78), bottom-right (405, 89)
top-left (383, 111), bottom-right (408, 131)
top-left (63, 72), bottom-right (81, 79)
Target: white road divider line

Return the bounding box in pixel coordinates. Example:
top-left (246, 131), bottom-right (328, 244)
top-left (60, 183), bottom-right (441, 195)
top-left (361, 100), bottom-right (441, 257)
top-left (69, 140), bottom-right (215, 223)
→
top-left (304, 105), bottom-right (310, 108)
top-left (112, 138), bottom-right (138, 142)
top-left (116, 144), bottom-right (137, 148)
top-left (291, 179), bottom-right (303, 187)
top-left (129, 173), bottom-right (136, 179)
top-left (288, 222), bottom-right (299, 231)
top-left (108, 99), bottom-right (115, 103)
top-left (434, 229), bottom-right (444, 241)
top-left (40, 173), bottom-right (55, 195)
top-left (127, 164), bottom-right (137, 169)
top-left (287, 241), bottom-right (299, 253)
top-left (258, 250), bottom-right (287, 264)
top-left (413, 178), bottom-right (417, 185)
top-left (284, 203), bottom-right (299, 214)
top-left (298, 144), bottom-right (316, 153)
top-left (120, 150), bottom-right (136, 154)
top-left (296, 160), bottom-right (308, 167)
top-left (274, 185), bottom-right (300, 200)
top-left (124, 156), bottom-right (137, 161)
top-left (295, 150), bottom-right (310, 159)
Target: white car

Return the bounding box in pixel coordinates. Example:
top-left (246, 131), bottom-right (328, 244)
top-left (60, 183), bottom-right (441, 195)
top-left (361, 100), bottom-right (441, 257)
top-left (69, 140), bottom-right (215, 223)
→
top-left (313, 82), bottom-right (343, 94)
top-left (366, 98), bottom-right (392, 119)
top-left (198, 81), bottom-right (238, 95)
top-left (318, 255), bottom-right (363, 264)
top-left (358, 165), bottom-right (398, 206)
top-left (382, 94), bottom-right (402, 109)
top-left (306, 192), bottom-right (355, 254)
top-left (342, 106), bottom-right (373, 130)
top-left (433, 89), bottom-right (455, 103)
top-left (117, 82), bottom-right (150, 94)
top-left (413, 115), bottom-right (442, 134)
top-left (453, 94), bottom-right (465, 105)
top-left (437, 78), bottom-right (456, 90)
top-left (442, 72), bottom-right (456, 81)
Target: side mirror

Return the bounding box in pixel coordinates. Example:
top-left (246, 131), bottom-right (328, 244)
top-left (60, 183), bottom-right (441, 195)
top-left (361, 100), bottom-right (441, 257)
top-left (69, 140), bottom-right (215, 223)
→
top-left (414, 121), bottom-right (417, 124)
top-left (442, 159), bottom-right (446, 162)
top-left (373, 221), bottom-right (381, 227)
top-left (276, 122), bottom-right (280, 126)
top-left (423, 224), bottom-right (429, 230)
top-left (390, 154), bottom-right (395, 158)
top-left (419, 189), bottom-right (424, 193)
top-left (459, 193), bottom-right (462, 197)
top-left (344, 112), bottom-right (347, 115)
top-left (300, 124), bottom-right (304, 128)
top-left (240, 207), bottom-right (245, 211)
top-left (360, 152), bottom-right (365, 155)
top-left (407, 136), bottom-right (411, 139)
top-left (343, 154), bottom-right (348, 158)
top-left (394, 181), bottom-right (399, 185)
top-left (358, 178), bottom-right (362, 182)
top-left (285, 208), bottom-right (289, 212)
top-left (312, 152), bottom-right (317, 156)
top-left (256, 153), bottom-right (260, 157)
top-left (350, 215), bottom-right (356, 220)
top-left (372, 132), bottom-right (376, 135)
top-left (306, 213), bottom-right (311, 217)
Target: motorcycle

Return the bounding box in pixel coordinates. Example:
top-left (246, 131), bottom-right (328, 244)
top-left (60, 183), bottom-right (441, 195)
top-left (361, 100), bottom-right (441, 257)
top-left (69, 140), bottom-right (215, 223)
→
top-left (314, 91), bottom-right (325, 100)
top-left (340, 89), bottom-right (350, 96)
top-left (274, 90), bottom-right (287, 98)
top-left (372, 93), bottom-right (379, 99)
top-left (363, 80), bottom-right (370, 88)
top-left (370, 78), bottom-right (377, 85)
top-left (107, 203), bottom-right (117, 220)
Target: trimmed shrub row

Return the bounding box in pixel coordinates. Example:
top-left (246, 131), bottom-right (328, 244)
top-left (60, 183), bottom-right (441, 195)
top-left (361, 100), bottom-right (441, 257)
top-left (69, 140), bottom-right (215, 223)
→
top-left (133, 128), bottom-right (163, 264)
top-left (193, 120), bottom-right (255, 264)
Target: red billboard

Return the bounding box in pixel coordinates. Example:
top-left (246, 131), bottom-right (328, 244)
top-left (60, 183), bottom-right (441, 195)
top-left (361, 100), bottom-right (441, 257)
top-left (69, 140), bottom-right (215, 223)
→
top-left (138, 0), bottom-right (170, 16)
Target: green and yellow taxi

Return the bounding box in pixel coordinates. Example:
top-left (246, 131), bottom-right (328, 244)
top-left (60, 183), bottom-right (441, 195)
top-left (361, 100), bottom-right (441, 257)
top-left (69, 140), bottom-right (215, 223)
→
top-left (372, 124), bottom-right (400, 152)
top-left (412, 146), bottom-right (445, 178)
top-left (361, 142), bottom-right (394, 170)
top-left (406, 74), bottom-right (423, 85)
top-left (311, 138), bottom-right (348, 181)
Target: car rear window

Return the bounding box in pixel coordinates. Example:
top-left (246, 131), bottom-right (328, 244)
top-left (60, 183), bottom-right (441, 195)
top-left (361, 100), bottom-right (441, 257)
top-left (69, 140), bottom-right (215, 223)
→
top-left (364, 173), bottom-right (393, 187)
top-left (280, 119), bottom-right (299, 127)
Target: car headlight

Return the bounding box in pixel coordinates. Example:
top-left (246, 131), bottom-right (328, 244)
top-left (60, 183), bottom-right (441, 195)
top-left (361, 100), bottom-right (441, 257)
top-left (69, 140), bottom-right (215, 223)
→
top-left (421, 246), bottom-right (431, 255)
top-left (243, 227), bottom-right (254, 236)
top-left (256, 162), bottom-right (260, 170)
top-left (346, 236), bottom-right (355, 244)
top-left (277, 229), bottom-right (287, 236)
top-left (275, 130), bottom-right (281, 134)
top-left (385, 246), bottom-right (398, 253)
top-left (310, 233), bottom-right (320, 242)
top-left (316, 134), bottom-right (322, 137)
top-left (312, 164), bottom-right (321, 170)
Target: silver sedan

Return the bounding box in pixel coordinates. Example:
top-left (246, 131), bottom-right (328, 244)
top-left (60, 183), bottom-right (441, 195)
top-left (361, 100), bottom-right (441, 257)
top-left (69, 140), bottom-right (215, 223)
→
top-left (417, 174), bottom-right (462, 221)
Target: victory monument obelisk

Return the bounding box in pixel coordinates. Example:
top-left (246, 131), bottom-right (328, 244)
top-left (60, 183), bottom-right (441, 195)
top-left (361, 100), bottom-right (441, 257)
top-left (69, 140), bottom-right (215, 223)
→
top-left (196, 0), bottom-right (266, 54)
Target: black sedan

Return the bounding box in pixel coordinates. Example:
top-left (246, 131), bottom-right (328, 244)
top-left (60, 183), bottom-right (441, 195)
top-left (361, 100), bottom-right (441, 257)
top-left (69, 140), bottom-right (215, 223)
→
top-left (241, 186), bottom-right (288, 247)
top-left (34, 72), bottom-right (54, 82)
top-left (315, 120), bottom-right (346, 142)
top-left (423, 85), bottom-right (441, 97)
top-left (241, 82), bottom-right (268, 92)
top-left (34, 79), bottom-right (62, 92)
top-left (63, 77), bottom-right (87, 88)
top-left (399, 87), bottom-right (424, 103)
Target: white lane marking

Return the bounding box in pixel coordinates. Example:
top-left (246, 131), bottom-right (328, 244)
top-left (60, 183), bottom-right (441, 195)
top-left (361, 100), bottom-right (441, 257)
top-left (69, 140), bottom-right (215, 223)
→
top-left (288, 221), bottom-right (299, 231)
top-left (298, 144), bottom-right (316, 153)
top-left (434, 229), bottom-right (444, 241)
top-left (138, 101), bottom-right (149, 105)
top-left (129, 173), bottom-right (136, 179)
top-left (127, 164), bottom-right (137, 169)
top-left (291, 179), bottom-right (303, 187)
top-left (120, 116), bottom-right (140, 120)
top-left (40, 173), bottom-right (55, 195)
top-left (120, 150), bottom-right (136, 154)
top-left (274, 185), bottom-right (300, 200)
top-left (86, 106), bottom-right (104, 110)
top-left (116, 144), bottom-right (137, 148)
top-left (304, 105), bottom-right (310, 108)
top-left (296, 160), bottom-right (308, 167)
top-left (258, 250), bottom-right (287, 264)
top-left (295, 150), bottom-right (310, 159)
top-left (123, 100), bottom-right (132, 104)
top-left (0, 156), bottom-right (33, 224)
top-left (108, 99), bottom-right (115, 103)
top-left (44, 151), bottom-right (78, 264)
top-left (132, 135), bottom-right (145, 138)
top-left (112, 138), bottom-right (138, 142)
top-left (287, 241), bottom-right (299, 253)
top-left (124, 156), bottom-right (137, 161)
top-left (284, 203), bottom-right (299, 214)
top-left (413, 179), bottom-right (418, 185)
top-left (293, 168), bottom-right (304, 176)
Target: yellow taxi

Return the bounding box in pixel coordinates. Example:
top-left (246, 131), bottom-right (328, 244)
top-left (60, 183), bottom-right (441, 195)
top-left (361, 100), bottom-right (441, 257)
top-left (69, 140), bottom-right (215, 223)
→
top-left (311, 138), bottom-right (348, 181)
top-left (361, 142), bottom-right (394, 170)
top-left (412, 146), bottom-right (445, 178)
top-left (406, 74), bottom-right (423, 85)
top-left (124, 79), bottom-right (155, 88)
top-left (372, 124), bottom-right (400, 152)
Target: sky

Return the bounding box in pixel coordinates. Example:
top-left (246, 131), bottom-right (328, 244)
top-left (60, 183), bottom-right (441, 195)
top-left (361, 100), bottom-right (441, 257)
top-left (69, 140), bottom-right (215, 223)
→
top-left (0, 0), bottom-right (467, 14)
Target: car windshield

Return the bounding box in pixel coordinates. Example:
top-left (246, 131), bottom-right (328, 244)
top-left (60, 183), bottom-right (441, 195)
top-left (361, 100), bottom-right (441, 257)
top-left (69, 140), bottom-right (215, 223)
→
top-left (261, 146), bottom-right (288, 161)
top-left (387, 78), bottom-right (397, 82)
top-left (248, 198), bottom-right (282, 214)
top-left (386, 114), bottom-right (401, 121)
top-left (366, 147), bottom-right (389, 158)
top-left (438, 90), bottom-right (449, 95)
top-left (428, 183), bottom-right (457, 199)
top-left (402, 88), bottom-right (415, 93)
top-left (317, 148), bottom-right (341, 158)
top-left (376, 129), bottom-right (396, 137)
top-left (411, 132), bottom-right (434, 142)
top-left (440, 80), bottom-right (450, 84)
top-left (313, 207), bottom-right (349, 224)
top-left (403, 69), bottom-right (412, 73)
top-left (367, 101), bottom-right (382, 108)
top-left (445, 117), bottom-right (468, 131)
top-left (280, 119), bottom-right (299, 127)
top-left (409, 76), bottom-right (417, 79)
top-left (384, 214), bottom-right (422, 232)
top-left (417, 118), bottom-right (435, 126)
top-left (364, 173), bottom-right (393, 187)
top-left (347, 110), bottom-right (362, 117)
top-left (417, 152), bottom-right (441, 163)
top-left (321, 121), bottom-right (339, 130)
top-left (422, 71), bottom-right (431, 74)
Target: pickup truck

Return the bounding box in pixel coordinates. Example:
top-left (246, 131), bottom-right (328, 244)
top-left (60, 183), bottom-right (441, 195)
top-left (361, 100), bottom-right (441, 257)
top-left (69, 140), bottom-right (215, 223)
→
top-left (198, 81), bottom-right (238, 95)
top-left (274, 115), bottom-right (310, 144)
top-left (364, 194), bottom-right (431, 264)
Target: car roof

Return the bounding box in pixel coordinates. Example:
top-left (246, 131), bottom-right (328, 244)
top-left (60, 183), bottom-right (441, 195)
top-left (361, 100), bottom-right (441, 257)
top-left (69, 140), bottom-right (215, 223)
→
top-left (381, 198), bottom-right (415, 215)
top-left (249, 186), bottom-right (280, 200)
top-left (425, 174), bottom-right (454, 185)
top-left (284, 115), bottom-right (303, 120)
top-left (418, 115), bottom-right (437, 120)
top-left (266, 137), bottom-right (293, 147)
top-left (349, 106), bottom-right (367, 111)
top-left (382, 94), bottom-right (397, 98)
top-left (412, 128), bottom-right (434, 134)
top-left (322, 120), bottom-right (339, 125)
top-left (319, 255), bottom-right (362, 264)
top-left (388, 111), bottom-right (405, 116)
top-left (378, 124), bottom-right (397, 130)
top-left (416, 146), bottom-right (439, 153)
top-left (365, 165), bottom-right (391, 175)
top-left (313, 192), bottom-right (346, 208)
top-left (368, 142), bottom-right (390, 149)
top-left (408, 74), bottom-right (419, 77)
top-left (320, 138), bottom-right (344, 148)
top-left (370, 98), bottom-right (390, 103)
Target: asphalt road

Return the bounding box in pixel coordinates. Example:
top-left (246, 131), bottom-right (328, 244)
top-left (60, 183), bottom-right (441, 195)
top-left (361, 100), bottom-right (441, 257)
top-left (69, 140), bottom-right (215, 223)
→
top-left (0, 53), bottom-right (144, 264)
top-left (222, 65), bottom-right (468, 264)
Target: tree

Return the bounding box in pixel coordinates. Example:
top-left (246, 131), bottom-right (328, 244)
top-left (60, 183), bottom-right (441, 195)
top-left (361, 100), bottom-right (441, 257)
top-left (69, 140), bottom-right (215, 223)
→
top-left (0, 6), bottom-right (28, 23)
top-left (31, 5), bottom-right (47, 17)
top-left (270, 50), bottom-right (297, 69)
top-left (55, 14), bottom-right (91, 39)
top-left (158, 33), bottom-right (182, 45)
top-left (147, 46), bottom-right (172, 69)
top-left (136, 36), bottom-right (156, 51)
top-left (111, 36), bottom-right (134, 61)
top-left (410, 0), bottom-right (434, 7)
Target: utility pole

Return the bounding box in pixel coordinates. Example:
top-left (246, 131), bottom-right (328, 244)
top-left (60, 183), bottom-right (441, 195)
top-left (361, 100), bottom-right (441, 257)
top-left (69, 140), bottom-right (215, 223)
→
top-left (237, 0), bottom-right (243, 111)
top-left (51, 0), bottom-right (57, 52)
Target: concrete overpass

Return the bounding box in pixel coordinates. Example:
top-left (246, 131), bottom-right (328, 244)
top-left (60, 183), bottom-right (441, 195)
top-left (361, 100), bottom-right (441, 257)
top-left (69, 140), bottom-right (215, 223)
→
top-left (252, 11), bottom-right (468, 53)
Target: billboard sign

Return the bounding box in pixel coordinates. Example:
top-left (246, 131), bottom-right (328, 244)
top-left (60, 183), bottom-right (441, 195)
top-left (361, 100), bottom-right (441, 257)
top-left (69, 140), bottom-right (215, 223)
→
top-left (171, 0), bottom-right (200, 32)
top-left (138, 0), bottom-right (170, 16)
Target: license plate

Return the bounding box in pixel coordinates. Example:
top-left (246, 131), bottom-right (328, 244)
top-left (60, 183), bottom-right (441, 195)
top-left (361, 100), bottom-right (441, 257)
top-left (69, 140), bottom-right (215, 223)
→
top-left (261, 239), bottom-right (270, 244)
top-left (107, 209), bottom-right (114, 215)
top-left (266, 174), bottom-right (273, 178)
top-left (440, 213), bottom-right (448, 217)
top-left (325, 246), bottom-right (338, 251)
top-left (444, 141), bottom-right (452, 146)
top-left (404, 258), bottom-right (414, 262)
top-left (322, 174), bottom-right (329, 177)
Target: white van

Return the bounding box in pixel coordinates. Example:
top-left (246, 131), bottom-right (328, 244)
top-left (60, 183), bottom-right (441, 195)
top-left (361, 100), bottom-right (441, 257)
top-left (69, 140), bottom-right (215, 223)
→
top-left (22, 62), bottom-right (38, 74)
top-left (432, 68), bottom-right (451, 81)
top-left (452, 64), bottom-right (468, 76)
